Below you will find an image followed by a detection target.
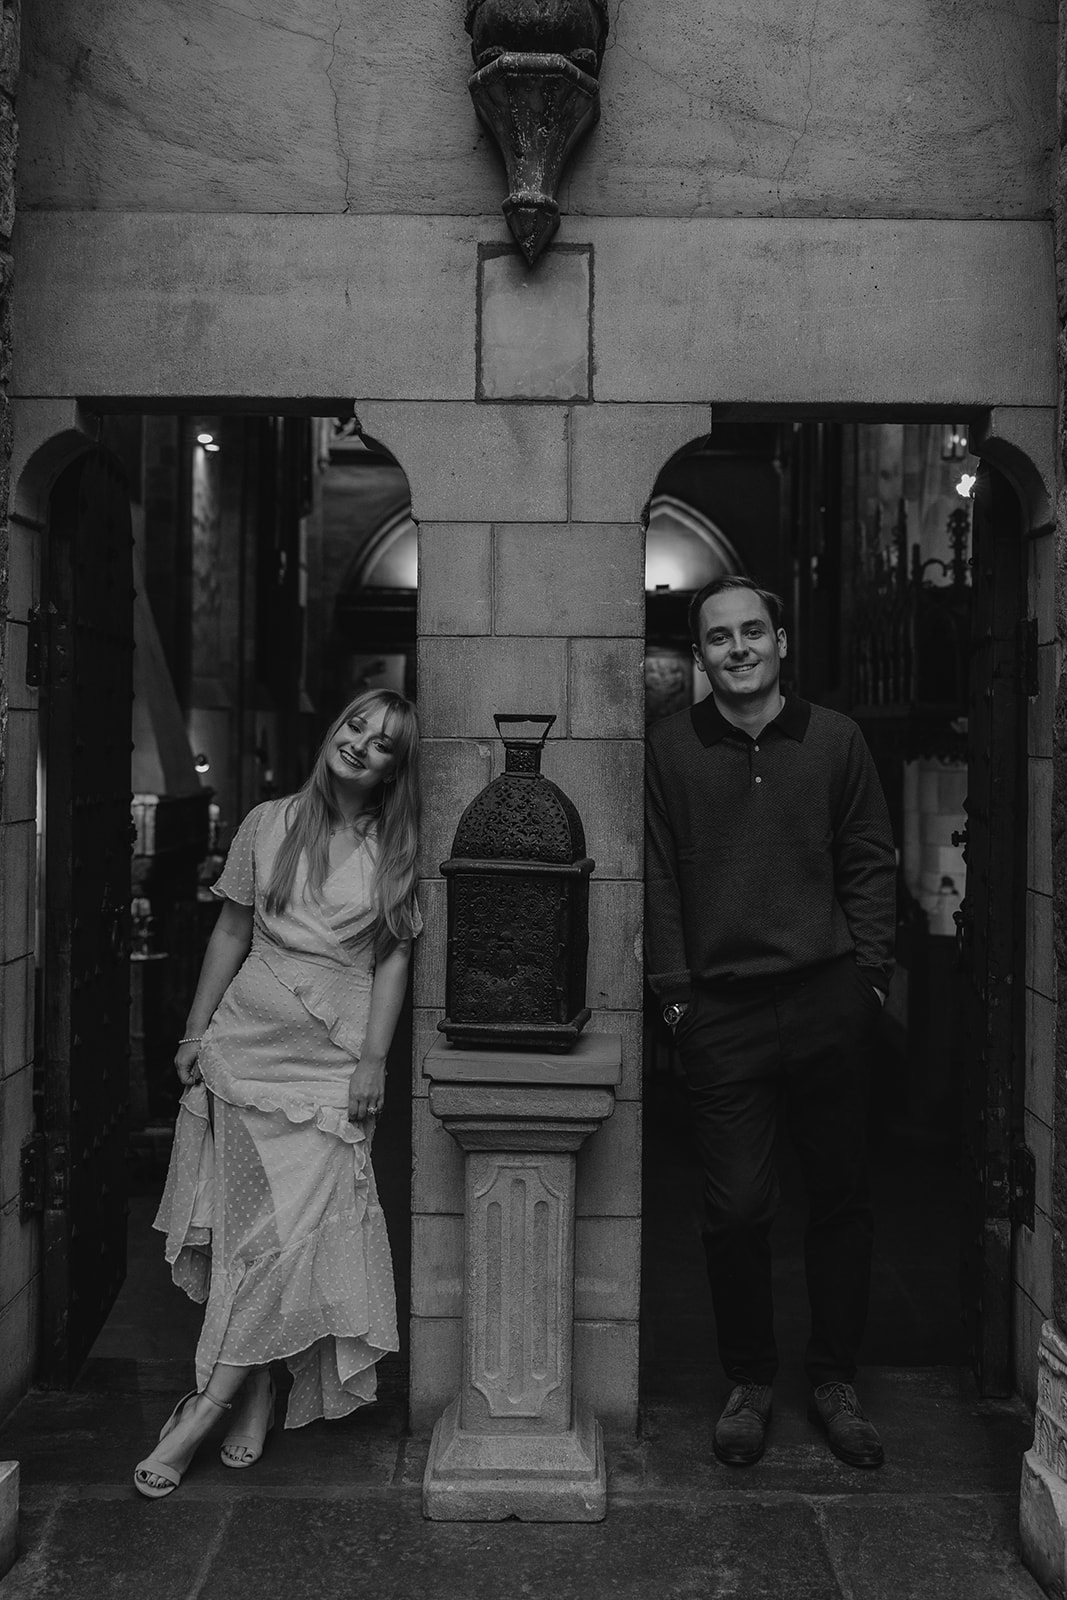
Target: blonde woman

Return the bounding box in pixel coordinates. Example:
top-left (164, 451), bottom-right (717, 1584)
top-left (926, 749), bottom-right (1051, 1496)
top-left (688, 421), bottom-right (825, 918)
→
top-left (135, 689), bottom-right (420, 1498)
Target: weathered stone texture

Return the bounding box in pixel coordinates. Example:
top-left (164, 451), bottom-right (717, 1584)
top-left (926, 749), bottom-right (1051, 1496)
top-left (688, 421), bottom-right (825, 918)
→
top-left (415, 736), bottom-right (494, 881)
top-left (0, 3), bottom-right (18, 101)
top-left (409, 1316), bottom-right (463, 1433)
top-left (0, 708), bottom-right (33, 824)
top-left (14, 216), bottom-right (483, 405)
top-left (478, 248), bottom-right (591, 401)
top-left (14, 216), bottom-right (1055, 410)
top-left (359, 403), bottom-right (569, 522)
top-left (539, 739), bottom-right (642, 881)
top-left (417, 636), bottom-right (569, 739)
top-left (18, 0), bottom-right (1053, 219)
top-left (591, 219), bottom-right (1056, 407)
top-left (412, 877), bottom-right (447, 1009)
top-left (568, 404), bottom-right (712, 523)
top-left (493, 524), bottom-right (643, 637)
top-left (0, 955), bottom-right (31, 1078)
top-left (0, 816), bottom-right (32, 965)
top-left (417, 525), bottom-right (493, 637)
top-left (568, 638), bottom-right (644, 739)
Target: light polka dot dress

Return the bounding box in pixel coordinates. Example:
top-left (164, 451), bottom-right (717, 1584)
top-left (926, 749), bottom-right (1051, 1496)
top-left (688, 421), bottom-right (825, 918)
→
top-left (154, 799), bottom-right (418, 1427)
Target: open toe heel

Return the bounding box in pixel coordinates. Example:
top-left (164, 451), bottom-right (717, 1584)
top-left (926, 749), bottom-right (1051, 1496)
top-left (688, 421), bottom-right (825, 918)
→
top-left (220, 1374), bottom-right (276, 1470)
top-left (134, 1388), bottom-right (231, 1500)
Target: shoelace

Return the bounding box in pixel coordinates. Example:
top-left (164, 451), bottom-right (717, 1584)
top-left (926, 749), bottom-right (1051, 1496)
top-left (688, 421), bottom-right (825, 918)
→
top-left (727, 1382), bottom-right (769, 1416)
top-left (819, 1382), bottom-right (861, 1416)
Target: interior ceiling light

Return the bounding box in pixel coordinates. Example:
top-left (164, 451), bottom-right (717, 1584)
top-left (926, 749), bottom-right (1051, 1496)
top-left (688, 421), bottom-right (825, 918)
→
top-left (955, 472), bottom-right (977, 499)
top-left (196, 431), bottom-right (214, 445)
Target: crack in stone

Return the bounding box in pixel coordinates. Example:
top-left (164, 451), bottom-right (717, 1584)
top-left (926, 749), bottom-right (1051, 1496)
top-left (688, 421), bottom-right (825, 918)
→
top-left (206, 0), bottom-right (328, 47)
top-left (777, 0), bottom-right (821, 213)
top-left (326, 0), bottom-right (353, 213)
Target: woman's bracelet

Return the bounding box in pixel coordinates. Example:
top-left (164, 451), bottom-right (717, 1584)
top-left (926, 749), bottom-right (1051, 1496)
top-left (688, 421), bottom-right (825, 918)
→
top-left (179, 1035), bottom-right (204, 1045)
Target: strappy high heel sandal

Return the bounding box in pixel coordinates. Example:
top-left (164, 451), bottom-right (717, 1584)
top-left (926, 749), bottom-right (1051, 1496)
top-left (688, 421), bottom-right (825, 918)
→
top-left (220, 1373), bottom-right (276, 1469)
top-left (133, 1388), bottom-right (232, 1500)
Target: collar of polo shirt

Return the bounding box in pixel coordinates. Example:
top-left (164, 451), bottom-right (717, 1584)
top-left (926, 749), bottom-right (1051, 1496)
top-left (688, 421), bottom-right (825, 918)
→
top-left (689, 691), bottom-right (812, 748)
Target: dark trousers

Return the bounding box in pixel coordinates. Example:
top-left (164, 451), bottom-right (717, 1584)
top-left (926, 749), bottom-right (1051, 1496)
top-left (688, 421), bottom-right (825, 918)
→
top-left (672, 954), bottom-right (879, 1387)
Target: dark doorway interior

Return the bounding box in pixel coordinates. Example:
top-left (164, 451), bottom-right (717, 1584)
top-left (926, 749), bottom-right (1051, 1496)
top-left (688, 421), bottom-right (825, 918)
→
top-left (640, 418), bottom-right (1023, 1402)
top-left (69, 411), bottom-right (418, 1387)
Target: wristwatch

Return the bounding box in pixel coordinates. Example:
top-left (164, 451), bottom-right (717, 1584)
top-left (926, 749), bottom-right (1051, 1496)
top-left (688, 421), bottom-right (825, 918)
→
top-left (663, 1001), bottom-right (689, 1030)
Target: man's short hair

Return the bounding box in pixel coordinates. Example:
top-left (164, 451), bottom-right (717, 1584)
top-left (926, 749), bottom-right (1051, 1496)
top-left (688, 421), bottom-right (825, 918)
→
top-left (688, 575), bottom-right (785, 648)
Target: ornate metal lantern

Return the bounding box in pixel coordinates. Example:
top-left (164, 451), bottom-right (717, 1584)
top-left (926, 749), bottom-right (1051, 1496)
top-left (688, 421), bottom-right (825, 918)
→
top-left (438, 714), bottom-right (594, 1052)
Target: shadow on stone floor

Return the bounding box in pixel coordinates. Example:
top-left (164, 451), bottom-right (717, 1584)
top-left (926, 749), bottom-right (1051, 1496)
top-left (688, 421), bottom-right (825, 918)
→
top-left (0, 1064), bottom-right (1042, 1598)
top-left (0, 1355), bottom-right (1044, 1600)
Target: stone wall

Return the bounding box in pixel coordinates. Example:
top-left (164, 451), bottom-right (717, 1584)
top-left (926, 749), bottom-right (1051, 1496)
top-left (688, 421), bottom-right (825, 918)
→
top-left (18, 0), bottom-right (1052, 220)
top-left (0, 0), bottom-right (27, 1419)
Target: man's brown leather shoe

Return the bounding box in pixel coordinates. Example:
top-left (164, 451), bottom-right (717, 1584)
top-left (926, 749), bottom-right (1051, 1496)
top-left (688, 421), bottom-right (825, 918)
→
top-left (713, 1382), bottom-right (773, 1465)
top-left (809, 1382), bottom-right (885, 1468)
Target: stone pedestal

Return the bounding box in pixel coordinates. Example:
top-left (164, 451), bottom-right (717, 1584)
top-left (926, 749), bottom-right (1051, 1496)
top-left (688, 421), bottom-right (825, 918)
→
top-left (422, 1033), bottom-right (621, 1522)
top-left (0, 1461), bottom-right (18, 1579)
top-left (1021, 1320), bottom-right (1067, 1592)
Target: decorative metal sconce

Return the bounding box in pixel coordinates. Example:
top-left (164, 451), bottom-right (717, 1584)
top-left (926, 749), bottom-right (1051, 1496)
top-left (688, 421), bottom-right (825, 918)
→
top-left (439, 714), bottom-right (594, 1051)
top-left (465, 0), bottom-right (610, 266)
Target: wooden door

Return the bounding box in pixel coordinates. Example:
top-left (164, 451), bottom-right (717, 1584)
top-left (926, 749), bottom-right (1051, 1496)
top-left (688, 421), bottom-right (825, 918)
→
top-left (956, 462), bottom-right (1027, 1396)
top-left (36, 450), bottom-right (135, 1384)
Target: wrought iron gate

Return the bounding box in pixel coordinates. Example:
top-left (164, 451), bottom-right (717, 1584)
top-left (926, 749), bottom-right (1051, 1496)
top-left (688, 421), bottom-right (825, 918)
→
top-left (34, 449), bottom-right (134, 1384)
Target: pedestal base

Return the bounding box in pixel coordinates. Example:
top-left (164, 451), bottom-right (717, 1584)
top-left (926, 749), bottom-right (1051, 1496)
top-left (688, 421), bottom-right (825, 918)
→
top-left (1021, 1449), bottom-right (1067, 1595)
top-left (0, 1462), bottom-right (18, 1579)
top-left (1020, 1319), bottom-right (1067, 1592)
top-left (423, 1398), bottom-right (606, 1522)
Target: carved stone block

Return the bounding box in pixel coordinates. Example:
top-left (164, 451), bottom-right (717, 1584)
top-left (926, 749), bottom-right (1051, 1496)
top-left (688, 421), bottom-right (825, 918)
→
top-left (465, 2), bottom-right (610, 263)
top-left (1020, 1320), bottom-right (1067, 1592)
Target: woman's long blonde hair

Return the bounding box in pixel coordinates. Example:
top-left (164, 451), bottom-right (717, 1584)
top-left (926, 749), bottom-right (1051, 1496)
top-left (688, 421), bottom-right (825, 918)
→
top-left (264, 689), bottom-right (420, 959)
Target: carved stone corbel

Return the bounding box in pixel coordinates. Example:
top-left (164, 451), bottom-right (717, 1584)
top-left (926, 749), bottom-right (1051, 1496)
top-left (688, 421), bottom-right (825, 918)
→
top-left (466, 0), bottom-right (610, 266)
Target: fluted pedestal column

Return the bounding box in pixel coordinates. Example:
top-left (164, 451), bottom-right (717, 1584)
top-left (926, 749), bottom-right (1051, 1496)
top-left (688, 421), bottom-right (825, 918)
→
top-left (422, 1034), bottom-right (621, 1521)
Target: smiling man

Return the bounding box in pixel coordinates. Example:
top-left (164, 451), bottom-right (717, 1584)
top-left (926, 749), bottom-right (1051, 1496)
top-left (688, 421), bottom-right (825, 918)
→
top-left (644, 575), bottom-right (896, 1470)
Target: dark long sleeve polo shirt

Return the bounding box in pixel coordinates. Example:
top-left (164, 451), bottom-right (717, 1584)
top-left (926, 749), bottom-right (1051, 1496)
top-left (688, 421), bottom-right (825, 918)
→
top-left (644, 692), bottom-right (897, 1002)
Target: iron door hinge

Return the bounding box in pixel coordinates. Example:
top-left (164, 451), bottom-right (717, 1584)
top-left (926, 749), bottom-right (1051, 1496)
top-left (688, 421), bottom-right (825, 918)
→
top-left (19, 1134), bottom-right (45, 1221)
top-left (45, 1140), bottom-right (70, 1212)
top-left (25, 603), bottom-right (71, 689)
top-left (1010, 1143), bottom-right (1036, 1231)
top-left (25, 605), bottom-right (47, 687)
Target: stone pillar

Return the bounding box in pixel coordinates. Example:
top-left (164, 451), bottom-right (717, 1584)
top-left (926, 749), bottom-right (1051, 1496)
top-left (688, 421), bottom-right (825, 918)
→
top-left (422, 1033), bottom-right (621, 1522)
